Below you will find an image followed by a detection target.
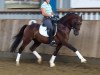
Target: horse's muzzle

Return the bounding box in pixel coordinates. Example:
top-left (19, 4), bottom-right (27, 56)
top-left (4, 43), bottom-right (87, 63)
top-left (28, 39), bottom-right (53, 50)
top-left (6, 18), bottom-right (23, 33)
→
top-left (74, 30), bottom-right (79, 36)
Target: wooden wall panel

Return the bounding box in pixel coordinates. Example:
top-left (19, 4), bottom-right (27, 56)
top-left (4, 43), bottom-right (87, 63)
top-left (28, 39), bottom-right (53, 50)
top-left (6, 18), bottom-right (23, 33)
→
top-left (0, 20), bottom-right (100, 58)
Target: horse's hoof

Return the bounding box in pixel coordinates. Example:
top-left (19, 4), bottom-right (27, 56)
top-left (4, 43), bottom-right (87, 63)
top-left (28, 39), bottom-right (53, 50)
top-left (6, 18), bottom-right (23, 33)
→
top-left (37, 58), bottom-right (42, 64)
top-left (81, 59), bottom-right (87, 63)
top-left (50, 63), bottom-right (55, 67)
top-left (16, 61), bottom-right (20, 66)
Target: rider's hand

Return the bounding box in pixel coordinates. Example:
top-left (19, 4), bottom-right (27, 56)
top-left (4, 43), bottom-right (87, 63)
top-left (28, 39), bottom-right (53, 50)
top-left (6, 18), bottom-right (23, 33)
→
top-left (51, 15), bottom-right (54, 17)
top-left (48, 14), bottom-right (54, 17)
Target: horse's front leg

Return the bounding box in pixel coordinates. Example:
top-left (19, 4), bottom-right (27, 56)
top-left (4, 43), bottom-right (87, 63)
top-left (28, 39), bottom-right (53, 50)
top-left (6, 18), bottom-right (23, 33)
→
top-left (66, 43), bottom-right (87, 63)
top-left (49, 44), bottom-right (62, 67)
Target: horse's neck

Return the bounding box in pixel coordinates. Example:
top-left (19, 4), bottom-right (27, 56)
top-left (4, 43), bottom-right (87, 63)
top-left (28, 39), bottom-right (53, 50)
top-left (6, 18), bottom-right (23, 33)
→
top-left (57, 23), bottom-right (71, 34)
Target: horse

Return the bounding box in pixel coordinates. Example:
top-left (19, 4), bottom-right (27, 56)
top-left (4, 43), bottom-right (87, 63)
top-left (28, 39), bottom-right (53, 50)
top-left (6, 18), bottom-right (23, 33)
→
top-left (10, 13), bottom-right (87, 67)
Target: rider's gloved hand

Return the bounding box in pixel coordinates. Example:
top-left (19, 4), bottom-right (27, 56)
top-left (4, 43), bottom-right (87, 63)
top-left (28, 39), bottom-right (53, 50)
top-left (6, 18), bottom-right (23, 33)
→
top-left (51, 15), bottom-right (54, 17)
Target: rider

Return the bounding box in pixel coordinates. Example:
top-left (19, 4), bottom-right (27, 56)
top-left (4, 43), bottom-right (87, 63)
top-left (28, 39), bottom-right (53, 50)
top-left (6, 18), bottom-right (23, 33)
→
top-left (41, 0), bottom-right (56, 45)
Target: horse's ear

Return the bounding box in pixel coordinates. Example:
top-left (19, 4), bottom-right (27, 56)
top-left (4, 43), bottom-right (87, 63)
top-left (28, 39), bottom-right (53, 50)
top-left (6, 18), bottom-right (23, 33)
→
top-left (79, 13), bottom-right (83, 18)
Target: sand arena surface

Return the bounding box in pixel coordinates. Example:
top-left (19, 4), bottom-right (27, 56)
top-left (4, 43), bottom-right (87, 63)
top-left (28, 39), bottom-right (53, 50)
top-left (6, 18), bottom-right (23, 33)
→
top-left (0, 58), bottom-right (100, 75)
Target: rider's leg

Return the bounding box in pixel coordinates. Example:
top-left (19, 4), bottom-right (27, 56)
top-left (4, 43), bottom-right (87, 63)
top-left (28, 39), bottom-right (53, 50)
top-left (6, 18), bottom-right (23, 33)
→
top-left (43, 18), bottom-right (53, 30)
top-left (43, 18), bottom-right (55, 44)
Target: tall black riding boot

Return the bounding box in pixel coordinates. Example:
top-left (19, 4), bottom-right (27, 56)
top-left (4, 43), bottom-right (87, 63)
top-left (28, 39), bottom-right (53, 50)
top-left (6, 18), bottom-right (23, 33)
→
top-left (48, 36), bottom-right (53, 44)
top-left (48, 30), bottom-right (56, 46)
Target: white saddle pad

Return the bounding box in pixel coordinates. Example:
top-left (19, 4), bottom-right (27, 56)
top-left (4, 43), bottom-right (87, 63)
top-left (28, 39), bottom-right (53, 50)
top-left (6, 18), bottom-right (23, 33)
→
top-left (39, 25), bottom-right (49, 37)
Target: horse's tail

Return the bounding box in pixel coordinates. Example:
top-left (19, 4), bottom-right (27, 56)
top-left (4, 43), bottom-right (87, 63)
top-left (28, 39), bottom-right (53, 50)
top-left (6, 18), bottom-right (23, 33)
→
top-left (10, 25), bottom-right (27, 52)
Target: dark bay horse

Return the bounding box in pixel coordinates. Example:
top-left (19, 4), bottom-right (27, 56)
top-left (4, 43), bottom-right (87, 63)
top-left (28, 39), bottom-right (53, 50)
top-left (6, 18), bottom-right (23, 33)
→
top-left (10, 13), bottom-right (87, 67)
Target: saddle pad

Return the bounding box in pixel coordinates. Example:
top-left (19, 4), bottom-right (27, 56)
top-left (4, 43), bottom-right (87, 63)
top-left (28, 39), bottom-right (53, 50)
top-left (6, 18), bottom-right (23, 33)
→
top-left (39, 25), bottom-right (49, 37)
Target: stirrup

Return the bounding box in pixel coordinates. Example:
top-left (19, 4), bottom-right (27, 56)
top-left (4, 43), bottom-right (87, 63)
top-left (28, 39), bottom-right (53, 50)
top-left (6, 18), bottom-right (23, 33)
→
top-left (49, 40), bottom-right (57, 47)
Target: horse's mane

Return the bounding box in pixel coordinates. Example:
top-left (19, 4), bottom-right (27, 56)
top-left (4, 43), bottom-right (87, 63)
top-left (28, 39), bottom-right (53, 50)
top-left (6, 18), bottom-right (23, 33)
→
top-left (58, 12), bottom-right (78, 24)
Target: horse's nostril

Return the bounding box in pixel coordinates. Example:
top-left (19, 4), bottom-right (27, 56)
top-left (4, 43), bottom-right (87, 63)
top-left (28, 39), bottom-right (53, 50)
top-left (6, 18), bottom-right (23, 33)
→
top-left (74, 30), bottom-right (79, 36)
top-left (75, 33), bottom-right (79, 36)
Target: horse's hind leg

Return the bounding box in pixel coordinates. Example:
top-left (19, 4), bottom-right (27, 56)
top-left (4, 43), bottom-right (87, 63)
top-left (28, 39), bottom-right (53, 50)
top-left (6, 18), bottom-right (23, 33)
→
top-left (50, 44), bottom-right (62, 67)
top-left (16, 38), bottom-right (31, 66)
top-left (66, 43), bottom-right (87, 63)
top-left (30, 40), bottom-right (41, 64)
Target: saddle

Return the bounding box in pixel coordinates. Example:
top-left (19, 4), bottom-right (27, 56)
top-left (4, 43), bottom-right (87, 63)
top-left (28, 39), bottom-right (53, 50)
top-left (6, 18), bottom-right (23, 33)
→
top-left (39, 23), bottom-right (57, 37)
top-left (39, 15), bottom-right (59, 37)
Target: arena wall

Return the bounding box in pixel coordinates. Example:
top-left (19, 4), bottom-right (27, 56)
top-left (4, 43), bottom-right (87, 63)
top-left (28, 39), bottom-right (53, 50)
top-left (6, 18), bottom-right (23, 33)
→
top-left (0, 20), bottom-right (100, 58)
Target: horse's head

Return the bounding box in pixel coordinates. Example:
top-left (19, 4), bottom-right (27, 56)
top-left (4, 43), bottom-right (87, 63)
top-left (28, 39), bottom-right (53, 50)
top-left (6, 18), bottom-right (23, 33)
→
top-left (71, 14), bottom-right (82, 36)
top-left (59, 13), bottom-right (82, 36)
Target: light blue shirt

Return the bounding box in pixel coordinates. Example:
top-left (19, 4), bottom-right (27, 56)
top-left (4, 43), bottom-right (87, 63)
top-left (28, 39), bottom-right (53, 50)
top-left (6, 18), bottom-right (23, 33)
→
top-left (41, 2), bottom-right (53, 15)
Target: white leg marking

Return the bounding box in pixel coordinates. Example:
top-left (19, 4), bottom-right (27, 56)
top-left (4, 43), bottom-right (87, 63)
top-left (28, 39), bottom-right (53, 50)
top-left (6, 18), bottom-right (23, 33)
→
top-left (33, 51), bottom-right (42, 64)
top-left (49, 55), bottom-right (56, 67)
top-left (75, 51), bottom-right (87, 63)
top-left (16, 53), bottom-right (21, 66)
